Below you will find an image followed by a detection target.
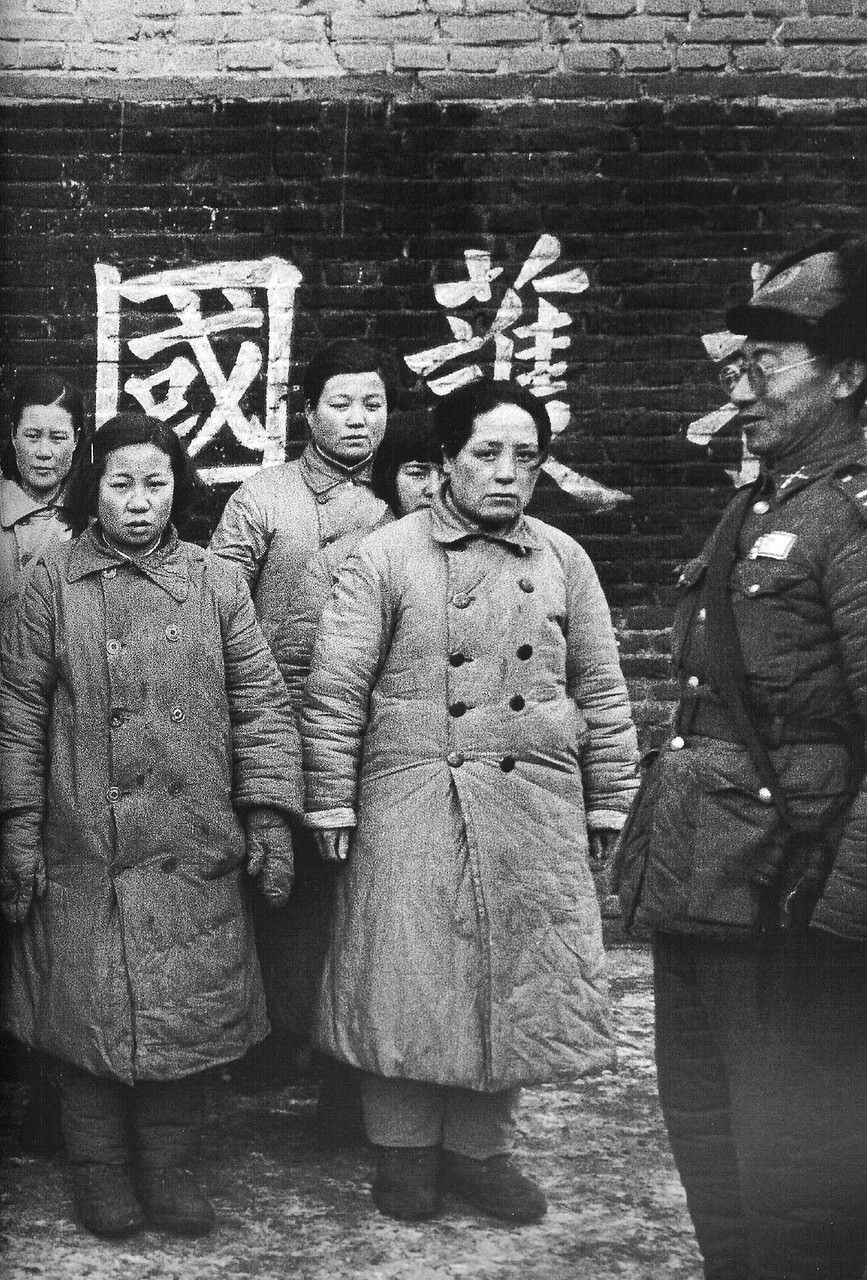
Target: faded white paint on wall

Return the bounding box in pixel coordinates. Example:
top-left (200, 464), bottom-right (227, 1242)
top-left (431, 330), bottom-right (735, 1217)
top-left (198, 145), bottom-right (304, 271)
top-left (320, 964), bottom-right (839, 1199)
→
top-left (95, 257), bottom-right (302, 483)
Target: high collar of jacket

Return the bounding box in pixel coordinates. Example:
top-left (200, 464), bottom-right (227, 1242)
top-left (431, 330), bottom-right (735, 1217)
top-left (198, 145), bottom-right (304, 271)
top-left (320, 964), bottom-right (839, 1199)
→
top-left (0, 477), bottom-right (65, 530)
top-left (300, 442), bottom-right (374, 495)
top-left (430, 486), bottom-right (540, 553)
top-left (66, 524), bottom-right (193, 601)
top-left (759, 445), bottom-right (867, 504)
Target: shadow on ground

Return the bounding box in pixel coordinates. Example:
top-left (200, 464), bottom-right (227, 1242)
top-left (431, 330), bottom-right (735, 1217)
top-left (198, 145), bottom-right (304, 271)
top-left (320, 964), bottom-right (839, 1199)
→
top-left (0, 948), bottom-right (703, 1280)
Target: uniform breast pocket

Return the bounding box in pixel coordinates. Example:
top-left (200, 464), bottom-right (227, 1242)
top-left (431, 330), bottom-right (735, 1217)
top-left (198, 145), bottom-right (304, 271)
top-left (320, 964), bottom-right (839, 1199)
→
top-left (731, 559), bottom-right (813, 686)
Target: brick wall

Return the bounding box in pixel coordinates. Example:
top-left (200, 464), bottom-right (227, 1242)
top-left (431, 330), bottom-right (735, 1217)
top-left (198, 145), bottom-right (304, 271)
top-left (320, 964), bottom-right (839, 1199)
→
top-left (2, 56), bottom-right (867, 744)
top-left (1, 0), bottom-right (867, 87)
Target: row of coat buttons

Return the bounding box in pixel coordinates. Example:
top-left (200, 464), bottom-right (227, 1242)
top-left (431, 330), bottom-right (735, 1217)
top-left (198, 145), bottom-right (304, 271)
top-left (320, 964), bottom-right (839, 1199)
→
top-left (106, 626), bottom-right (180, 656)
top-left (451, 579), bottom-right (535, 610)
top-left (109, 708), bottom-right (185, 726)
top-left (668, 736), bottom-right (773, 804)
top-left (448, 644), bottom-right (534, 666)
top-left (107, 777), bottom-right (185, 802)
top-left (447, 751), bottom-right (516, 772)
top-left (449, 695), bottom-right (525, 717)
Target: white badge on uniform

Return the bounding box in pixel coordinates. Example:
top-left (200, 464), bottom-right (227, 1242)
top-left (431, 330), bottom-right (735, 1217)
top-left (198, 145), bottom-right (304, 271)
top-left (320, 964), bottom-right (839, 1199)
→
top-left (748, 532), bottom-right (797, 560)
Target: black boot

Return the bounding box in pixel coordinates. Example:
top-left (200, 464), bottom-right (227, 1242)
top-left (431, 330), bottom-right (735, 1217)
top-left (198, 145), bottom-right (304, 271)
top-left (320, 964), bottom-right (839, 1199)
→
top-left (439, 1150), bottom-right (547, 1223)
top-left (18, 1077), bottom-right (65, 1157)
top-left (72, 1163), bottom-right (145, 1237)
top-left (133, 1076), bottom-right (214, 1236)
top-left (372, 1145), bottom-right (440, 1220)
top-left (314, 1056), bottom-right (367, 1148)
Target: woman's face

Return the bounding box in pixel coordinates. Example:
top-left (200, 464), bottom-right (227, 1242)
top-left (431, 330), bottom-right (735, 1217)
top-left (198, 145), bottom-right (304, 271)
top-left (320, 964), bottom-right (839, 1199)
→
top-left (97, 443), bottom-right (175, 553)
top-left (443, 404), bottom-right (541, 528)
top-left (13, 403), bottom-right (78, 498)
top-left (395, 461), bottom-right (441, 515)
top-left (306, 372), bottom-right (388, 465)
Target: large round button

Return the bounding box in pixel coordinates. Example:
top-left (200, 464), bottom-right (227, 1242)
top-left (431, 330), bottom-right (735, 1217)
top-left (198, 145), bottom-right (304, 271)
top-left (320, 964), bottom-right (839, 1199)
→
top-left (500, 756), bottom-right (516, 772)
top-left (757, 787), bottom-right (774, 804)
top-left (518, 578), bottom-right (535, 593)
top-left (446, 751), bottom-right (465, 767)
top-left (107, 786), bottom-right (120, 802)
top-left (686, 675), bottom-right (700, 689)
top-left (110, 712), bottom-right (124, 728)
top-left (452, 593), bottom-right (472, 609)
top-left (509, 694), bottom-right (525, 711)
top-left (170, 707), bottom-right (186, 722)
top-left (670, 736), bottom-right (685, 751)
top-left (747, 584), bottom-right (761, 595)
top-left (516, 644), bottom-right (533, 660)
top-left (449, 701), bottom-right (467, 718)
top-left (449, 652), bottom-right (466, 667)
top-left (102, 568), bottom-right (117, 580)
top-left (753, 500), bottom-right (770, 515)
top-left (165, 625), bottom-right (180, 642)
top-left (106, 639), bottom-right (121, 656)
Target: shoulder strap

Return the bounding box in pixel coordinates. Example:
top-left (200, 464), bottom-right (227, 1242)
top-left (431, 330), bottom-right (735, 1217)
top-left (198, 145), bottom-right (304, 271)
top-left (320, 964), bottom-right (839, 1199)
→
top-left (700, 485), bottom-right (796, 827)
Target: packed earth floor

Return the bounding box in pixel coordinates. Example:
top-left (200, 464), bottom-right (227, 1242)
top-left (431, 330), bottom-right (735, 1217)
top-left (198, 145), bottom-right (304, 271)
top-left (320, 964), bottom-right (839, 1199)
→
top-left (0, 947), bottom-right (706, 1280)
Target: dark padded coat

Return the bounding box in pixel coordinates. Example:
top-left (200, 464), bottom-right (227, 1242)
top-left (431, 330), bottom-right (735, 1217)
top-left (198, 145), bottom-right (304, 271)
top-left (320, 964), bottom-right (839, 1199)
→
top-left (0, 528), bottom-right (301, 1082)
top-left (615, 452), bottom-right (867, 941)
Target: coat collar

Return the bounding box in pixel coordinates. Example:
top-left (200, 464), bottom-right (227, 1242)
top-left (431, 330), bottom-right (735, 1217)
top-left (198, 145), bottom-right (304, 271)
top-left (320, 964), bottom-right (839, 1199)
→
top-left (762, 446), bottom-right (867, 505)
top-left (66, 525), bottom-right (191, 601)
top-left (299, 442), bottom-right (374, 495)
top-left (0, 477), bottom-right (65, 530)
top-left (429, 487), bottom-right (541, 553)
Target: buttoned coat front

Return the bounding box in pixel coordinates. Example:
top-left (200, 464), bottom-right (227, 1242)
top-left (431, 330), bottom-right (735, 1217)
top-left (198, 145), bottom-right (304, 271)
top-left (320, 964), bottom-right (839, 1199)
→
top-left (303, 496), bottom-right (639, 1091)
top-left (0, 528), bottom-right (302, 1083)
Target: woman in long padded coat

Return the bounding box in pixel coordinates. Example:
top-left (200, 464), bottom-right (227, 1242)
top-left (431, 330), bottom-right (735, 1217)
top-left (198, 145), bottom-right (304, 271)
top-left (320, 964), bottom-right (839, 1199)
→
top-left (302, 379), bottom-right (639, 1225)
top-left (0, 413), bottom-right (300, 1240)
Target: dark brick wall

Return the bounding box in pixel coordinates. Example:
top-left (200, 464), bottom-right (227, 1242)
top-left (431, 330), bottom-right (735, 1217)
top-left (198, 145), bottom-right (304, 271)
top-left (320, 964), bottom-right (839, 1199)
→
top-left (3, 93), bottom-right (866, 740)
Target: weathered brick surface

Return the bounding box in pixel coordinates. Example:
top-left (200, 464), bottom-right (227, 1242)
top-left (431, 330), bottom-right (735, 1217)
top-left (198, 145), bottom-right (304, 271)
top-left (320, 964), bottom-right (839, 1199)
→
top-left (0, 1), bottom-right (866, 87)
top-left (3, 95), bottom-right (865, 740)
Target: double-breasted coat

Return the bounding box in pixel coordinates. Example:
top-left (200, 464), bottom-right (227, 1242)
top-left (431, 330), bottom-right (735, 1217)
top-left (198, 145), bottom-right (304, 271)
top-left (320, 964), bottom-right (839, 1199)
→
top-left (303, 493), bottom-right (639, 1092)
top-left (0, 527), bottom-right (302, 1083)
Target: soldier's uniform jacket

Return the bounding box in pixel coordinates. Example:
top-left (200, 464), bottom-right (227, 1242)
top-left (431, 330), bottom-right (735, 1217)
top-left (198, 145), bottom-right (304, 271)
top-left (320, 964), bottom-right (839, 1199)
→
top-left (615, 449), bottom-right (867, 941)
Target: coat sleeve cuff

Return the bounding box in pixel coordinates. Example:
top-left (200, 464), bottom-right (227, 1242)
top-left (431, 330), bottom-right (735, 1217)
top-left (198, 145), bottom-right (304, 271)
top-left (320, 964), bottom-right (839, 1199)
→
top-left (586, 808), bottom-right (628, 831)
top-left (304, 808), bottom-right (357, 829)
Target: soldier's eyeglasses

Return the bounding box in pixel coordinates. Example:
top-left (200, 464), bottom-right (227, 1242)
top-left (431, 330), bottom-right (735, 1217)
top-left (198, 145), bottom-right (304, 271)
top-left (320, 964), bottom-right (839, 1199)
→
top-left (718, 355), bottom-right (819, 398)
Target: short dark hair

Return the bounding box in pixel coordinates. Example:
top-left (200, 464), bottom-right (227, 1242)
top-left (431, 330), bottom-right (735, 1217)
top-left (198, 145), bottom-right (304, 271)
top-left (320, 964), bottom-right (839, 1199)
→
top-left (370, 409), bottom-right (441, 515)
top-left (301, 341), bottom-right (396, 412)
top-left (65, 412), bottom-right (201, 535)
top-left (433, 379), bottom-right (553, 460)
top-left (2, 371), bottom-right (86, 483)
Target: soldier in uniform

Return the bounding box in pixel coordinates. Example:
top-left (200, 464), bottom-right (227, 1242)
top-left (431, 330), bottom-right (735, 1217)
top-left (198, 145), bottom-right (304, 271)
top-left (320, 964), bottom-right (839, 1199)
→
top-left (614, 235), bottom-right (867, 1279)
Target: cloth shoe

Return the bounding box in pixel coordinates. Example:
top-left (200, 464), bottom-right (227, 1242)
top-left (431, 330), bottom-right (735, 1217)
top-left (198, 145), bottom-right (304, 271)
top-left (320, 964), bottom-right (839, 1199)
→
top-left (372, 1145), bottom-right (440, 1220)
top-left (71, 1163), bottom-right (145, 1237)
top-left (439, 1151), bottom-right (547, 1223)
top-left (138, 1166), bottom-right (215, 1235)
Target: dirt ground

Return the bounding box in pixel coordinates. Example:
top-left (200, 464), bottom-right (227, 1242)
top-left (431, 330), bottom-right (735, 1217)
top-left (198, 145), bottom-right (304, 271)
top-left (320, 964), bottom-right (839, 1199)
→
top-left (0, 947), bottom-right (705, 1280)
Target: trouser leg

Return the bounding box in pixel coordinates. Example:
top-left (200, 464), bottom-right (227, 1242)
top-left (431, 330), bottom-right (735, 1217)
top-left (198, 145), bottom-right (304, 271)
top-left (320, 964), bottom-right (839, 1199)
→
top-left (132, 1074), bottom-right (207, 1171)
top-left (716, 933), bottom-right (867, 1280)
top-left (53, 1060), bottom-right (132, 1167)
top-left (360, 1072), bottom-right (444, 1147)
top-left (441, 1086), bottom-right (518, 1160)
top-left (653, 933), bottom-right (749, 1280)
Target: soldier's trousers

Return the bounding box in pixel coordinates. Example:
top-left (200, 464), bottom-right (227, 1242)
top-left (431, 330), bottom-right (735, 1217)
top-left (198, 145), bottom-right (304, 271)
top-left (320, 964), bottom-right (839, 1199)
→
top-left (653, 930), bottom-right (867, 1280)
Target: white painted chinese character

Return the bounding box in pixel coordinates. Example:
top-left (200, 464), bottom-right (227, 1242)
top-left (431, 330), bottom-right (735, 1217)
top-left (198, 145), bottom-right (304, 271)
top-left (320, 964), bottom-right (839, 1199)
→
top-left (95, 258), bottom-right (302, 482)
top-left (687, 261), bottom-right (769, 487)
top-left (406, 236), bottom-right (627, 509)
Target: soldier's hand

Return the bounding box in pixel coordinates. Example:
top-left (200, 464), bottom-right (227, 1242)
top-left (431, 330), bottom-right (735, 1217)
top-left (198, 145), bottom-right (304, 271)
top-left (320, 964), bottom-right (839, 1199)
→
top-left (0, 813), bottom-right (47, 924)
top-left (313, 828), bottom-right (352, 864)
top-left (244, 807), bottom-right (295, 906)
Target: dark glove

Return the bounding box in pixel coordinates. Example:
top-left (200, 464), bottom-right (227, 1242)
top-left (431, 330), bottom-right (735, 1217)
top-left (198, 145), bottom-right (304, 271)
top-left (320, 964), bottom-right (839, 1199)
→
top-left (312, 828), bottom-right (352, 864)
top-left (589, 828), bottom-right (619, 865)
top-left (244, 807), bottom-right (294, 906)
top-left (1, 812), bottom-right (46, 924)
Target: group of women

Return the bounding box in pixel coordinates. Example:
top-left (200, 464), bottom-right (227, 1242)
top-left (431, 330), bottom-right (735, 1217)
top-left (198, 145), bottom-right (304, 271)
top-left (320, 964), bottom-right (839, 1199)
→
top-left (0, 342), bottom-right (638, 1240)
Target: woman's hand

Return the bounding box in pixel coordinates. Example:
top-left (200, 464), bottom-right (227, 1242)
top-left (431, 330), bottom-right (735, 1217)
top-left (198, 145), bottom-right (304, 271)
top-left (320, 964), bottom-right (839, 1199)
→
top-left (244, 806), bottom-right (295, 906)
top-left (313, 828), bottom-right (352, 864)
top-left (0, 813), bottom-right (47, 924)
